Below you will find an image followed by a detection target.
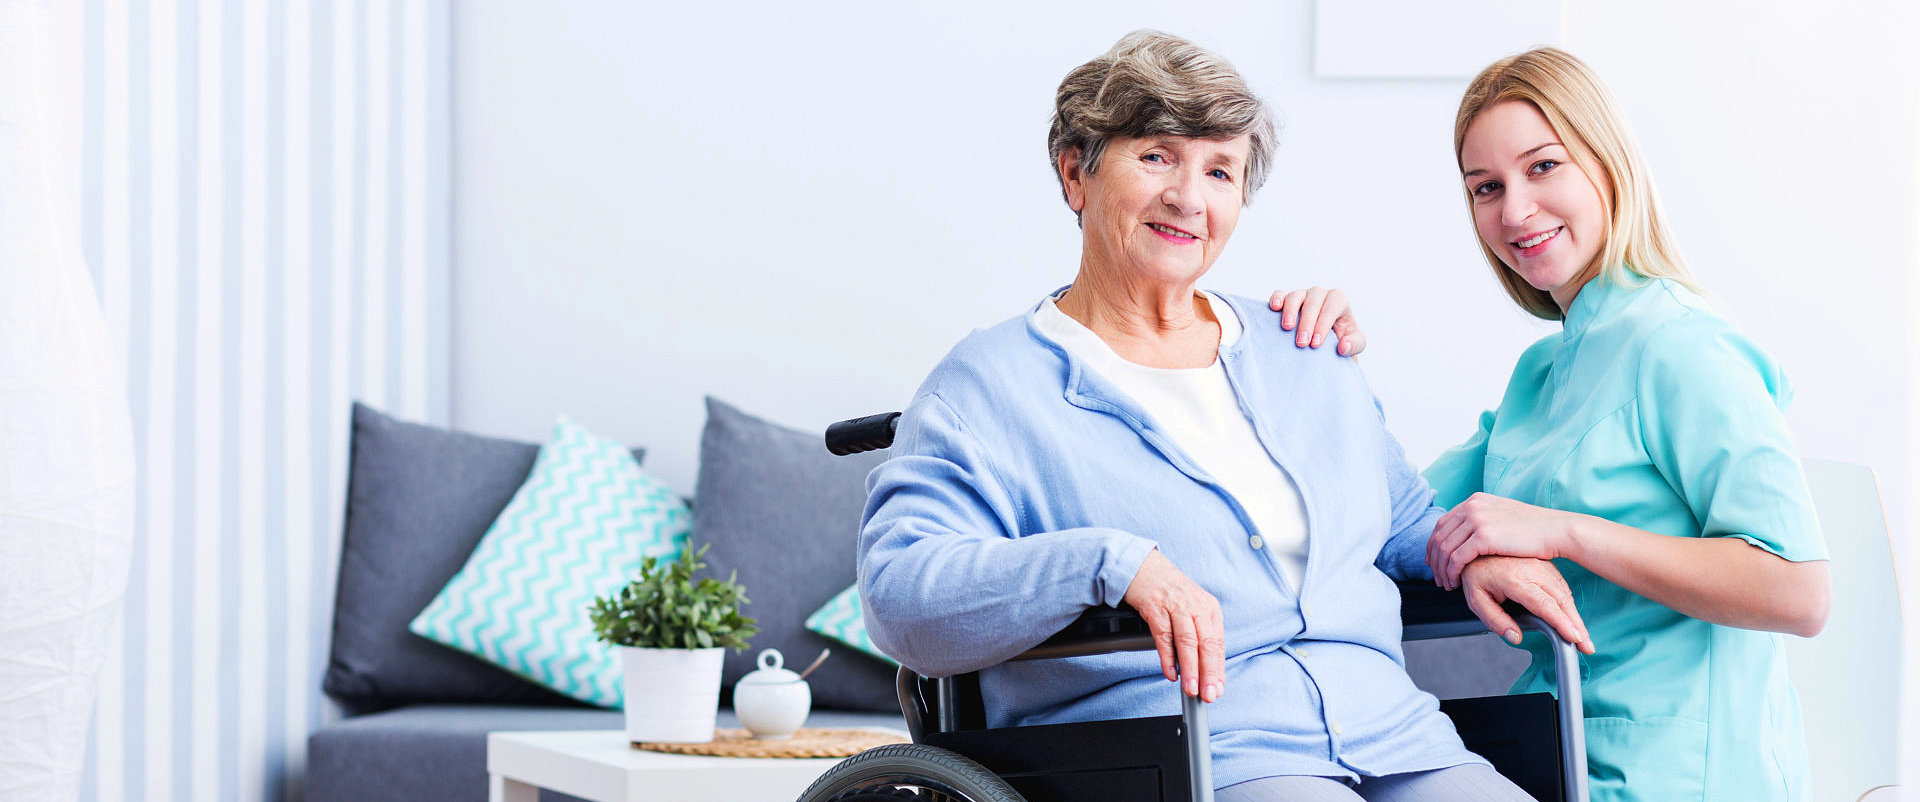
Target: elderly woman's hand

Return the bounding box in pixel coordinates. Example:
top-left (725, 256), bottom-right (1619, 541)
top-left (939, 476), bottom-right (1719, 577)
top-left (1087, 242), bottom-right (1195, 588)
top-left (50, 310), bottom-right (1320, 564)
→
top-left (1123, 549), bottom-right (1225, 703)
top-left (1267, 286), bottom-right (1366, 356)
top-left (1459, 556), bottom-right (1595, 655)
top-left (1427, 492), bottom-right (1583, 589)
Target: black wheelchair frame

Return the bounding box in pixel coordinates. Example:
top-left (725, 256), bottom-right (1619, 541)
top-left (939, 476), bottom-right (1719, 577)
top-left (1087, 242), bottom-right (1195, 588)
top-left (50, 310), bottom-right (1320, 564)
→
top-left (811, 412), bottom-right (1588, 802)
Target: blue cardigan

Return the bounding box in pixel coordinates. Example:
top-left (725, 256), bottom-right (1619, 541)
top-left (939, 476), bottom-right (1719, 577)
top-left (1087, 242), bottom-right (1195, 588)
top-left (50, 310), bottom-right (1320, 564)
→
top-left (859, 291), bottom-right (1487, 788)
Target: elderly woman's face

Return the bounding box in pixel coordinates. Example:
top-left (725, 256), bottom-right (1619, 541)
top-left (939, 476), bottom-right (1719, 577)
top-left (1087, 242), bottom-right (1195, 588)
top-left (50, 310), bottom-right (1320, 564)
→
top-left (1064, 135), bottom-right (1251, 287)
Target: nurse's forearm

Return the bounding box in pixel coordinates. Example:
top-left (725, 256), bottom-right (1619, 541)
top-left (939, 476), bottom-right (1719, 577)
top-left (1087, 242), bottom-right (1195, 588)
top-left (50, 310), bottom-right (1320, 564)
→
top-left (1563, 516), bottom-right (1830, 638)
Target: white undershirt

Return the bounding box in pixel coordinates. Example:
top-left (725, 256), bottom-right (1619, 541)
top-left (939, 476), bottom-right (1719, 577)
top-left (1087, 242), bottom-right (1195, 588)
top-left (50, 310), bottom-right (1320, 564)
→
top-left (1034, 291), bottom-right (1311, 590)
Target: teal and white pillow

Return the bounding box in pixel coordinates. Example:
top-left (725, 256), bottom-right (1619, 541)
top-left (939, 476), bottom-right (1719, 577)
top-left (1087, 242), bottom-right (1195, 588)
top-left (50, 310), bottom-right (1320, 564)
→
top-left (409, 416), bottom-right (688, 708)
top-left (805, 584), bottom-right (897, 667)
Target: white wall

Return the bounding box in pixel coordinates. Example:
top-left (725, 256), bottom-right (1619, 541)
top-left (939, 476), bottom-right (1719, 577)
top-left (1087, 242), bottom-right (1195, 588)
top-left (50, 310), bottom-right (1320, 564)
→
top-left (452, 0), bottom-right (1920, 780)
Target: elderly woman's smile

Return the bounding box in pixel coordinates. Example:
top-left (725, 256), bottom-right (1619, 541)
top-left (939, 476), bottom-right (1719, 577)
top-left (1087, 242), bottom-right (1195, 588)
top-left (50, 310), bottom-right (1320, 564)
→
top-left (1066, 134), bottom-right (1251, 287)
top-left (1146, 223), bottom-right (1197, 241)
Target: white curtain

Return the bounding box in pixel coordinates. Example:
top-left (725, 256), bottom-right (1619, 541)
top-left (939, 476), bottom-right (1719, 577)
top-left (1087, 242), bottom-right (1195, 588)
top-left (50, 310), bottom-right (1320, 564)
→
top-left (0, 0), bottom-right (137, 799)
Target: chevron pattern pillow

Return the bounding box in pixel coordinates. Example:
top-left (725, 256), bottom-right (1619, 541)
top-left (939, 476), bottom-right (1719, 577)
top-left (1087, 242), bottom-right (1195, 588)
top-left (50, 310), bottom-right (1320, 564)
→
top-left (408, 416), bottom-right (688, 708)
top-left (804, 584), bottom-right (897, 667)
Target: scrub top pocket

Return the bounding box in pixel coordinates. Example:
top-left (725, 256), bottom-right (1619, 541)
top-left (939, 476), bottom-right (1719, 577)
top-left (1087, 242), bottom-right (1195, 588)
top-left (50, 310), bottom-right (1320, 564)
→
top-left (1584, 715), bottom-right (1708, 802)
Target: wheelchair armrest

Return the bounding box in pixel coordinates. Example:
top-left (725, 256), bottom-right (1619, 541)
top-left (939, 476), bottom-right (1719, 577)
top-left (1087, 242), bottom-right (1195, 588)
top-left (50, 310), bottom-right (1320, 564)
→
top-left (1398, 579), bottom-right (1528, 640)
top-left (1010, 584), bottom-right (1530, 657)
top-left (1010, 603), bottom-right (1156, 661)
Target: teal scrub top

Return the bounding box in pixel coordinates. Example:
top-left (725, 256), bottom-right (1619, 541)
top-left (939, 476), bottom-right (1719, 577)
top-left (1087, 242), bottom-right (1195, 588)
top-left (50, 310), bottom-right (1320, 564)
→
top-left (1424, 276), bottom-right (1828, 802)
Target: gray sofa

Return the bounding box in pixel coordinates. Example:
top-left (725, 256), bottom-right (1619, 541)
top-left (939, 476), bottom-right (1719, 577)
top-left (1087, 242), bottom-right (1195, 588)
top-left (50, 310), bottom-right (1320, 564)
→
top-left (303, 400), bottom-right (1524, 802)
top-left (306, 401), bottom-right (906, 802)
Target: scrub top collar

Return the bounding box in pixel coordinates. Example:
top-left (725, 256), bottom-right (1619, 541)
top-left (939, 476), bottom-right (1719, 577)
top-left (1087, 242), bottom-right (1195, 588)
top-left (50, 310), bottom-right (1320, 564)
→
top-left (1560, 270), bottom-right (1646, 341)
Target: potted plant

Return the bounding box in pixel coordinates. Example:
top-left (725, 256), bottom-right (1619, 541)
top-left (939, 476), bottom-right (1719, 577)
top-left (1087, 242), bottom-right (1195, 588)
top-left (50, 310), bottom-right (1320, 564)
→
top-left (589, 543), bottom-right (759, 743)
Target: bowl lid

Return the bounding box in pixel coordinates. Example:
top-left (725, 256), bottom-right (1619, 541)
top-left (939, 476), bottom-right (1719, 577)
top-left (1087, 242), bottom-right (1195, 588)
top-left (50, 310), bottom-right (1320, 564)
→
top-left (737, 648), bottom-right (803, 685)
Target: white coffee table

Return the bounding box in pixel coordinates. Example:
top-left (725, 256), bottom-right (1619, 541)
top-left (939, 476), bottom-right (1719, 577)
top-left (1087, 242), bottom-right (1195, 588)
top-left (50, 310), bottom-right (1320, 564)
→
top-left (486, 729), bottom-right (865, 802)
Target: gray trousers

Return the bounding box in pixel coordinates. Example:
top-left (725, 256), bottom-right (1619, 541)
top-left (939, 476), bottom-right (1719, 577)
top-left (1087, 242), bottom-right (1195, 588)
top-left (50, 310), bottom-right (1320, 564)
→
top-left (1216, 763), bottom-right (1538, 802)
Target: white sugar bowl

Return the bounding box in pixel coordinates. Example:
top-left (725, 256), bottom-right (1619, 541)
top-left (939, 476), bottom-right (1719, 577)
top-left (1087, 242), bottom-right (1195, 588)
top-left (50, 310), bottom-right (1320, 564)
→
top-left (733, 649), bottom-right (812, 740)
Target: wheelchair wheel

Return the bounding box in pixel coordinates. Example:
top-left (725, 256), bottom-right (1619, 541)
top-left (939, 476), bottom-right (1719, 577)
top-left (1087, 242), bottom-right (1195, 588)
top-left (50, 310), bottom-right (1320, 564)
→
top-left (797, 743), bottom-right (1026, 802)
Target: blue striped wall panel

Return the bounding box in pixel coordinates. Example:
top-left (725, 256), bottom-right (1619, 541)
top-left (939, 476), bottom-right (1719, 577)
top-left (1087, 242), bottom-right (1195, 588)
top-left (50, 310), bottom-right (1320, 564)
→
top-left (64, 1), bottom-right (452, 799)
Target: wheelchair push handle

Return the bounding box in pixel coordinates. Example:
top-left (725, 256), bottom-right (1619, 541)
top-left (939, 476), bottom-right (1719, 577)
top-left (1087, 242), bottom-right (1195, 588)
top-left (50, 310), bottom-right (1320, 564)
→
top-left (826, 411), bottom-right (901, 455)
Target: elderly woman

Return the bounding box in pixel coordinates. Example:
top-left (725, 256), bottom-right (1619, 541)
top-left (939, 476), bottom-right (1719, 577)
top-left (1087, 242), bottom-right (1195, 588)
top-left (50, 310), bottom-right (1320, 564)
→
top-left (859, 31), bottom-right (1555, 801)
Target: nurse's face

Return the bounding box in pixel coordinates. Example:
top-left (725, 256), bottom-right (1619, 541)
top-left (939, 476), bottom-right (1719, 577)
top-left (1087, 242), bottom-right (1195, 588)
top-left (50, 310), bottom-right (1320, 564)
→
top-left (1460, 100), bottom-right (1609, 312)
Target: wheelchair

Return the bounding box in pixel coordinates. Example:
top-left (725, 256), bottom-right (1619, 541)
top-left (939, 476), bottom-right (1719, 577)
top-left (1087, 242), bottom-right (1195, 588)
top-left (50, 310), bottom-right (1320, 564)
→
top-left (805, 412), bottom-right (1588, 802)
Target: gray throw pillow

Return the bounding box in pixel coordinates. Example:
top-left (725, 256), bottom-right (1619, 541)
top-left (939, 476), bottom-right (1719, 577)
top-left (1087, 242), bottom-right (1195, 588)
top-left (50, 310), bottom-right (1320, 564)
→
top-left (694, 397), bottom-right (895, 713)
top-left (323, 403), bottom-right (645, 708)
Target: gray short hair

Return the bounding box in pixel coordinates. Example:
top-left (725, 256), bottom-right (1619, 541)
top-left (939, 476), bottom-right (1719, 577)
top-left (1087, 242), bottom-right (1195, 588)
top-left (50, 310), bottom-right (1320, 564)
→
top-left (1048, 30), bottom-right (1276, 214)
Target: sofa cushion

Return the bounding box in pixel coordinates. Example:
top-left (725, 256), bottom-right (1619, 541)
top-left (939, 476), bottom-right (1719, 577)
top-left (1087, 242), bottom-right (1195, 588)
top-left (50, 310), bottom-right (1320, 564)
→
top-left (324, 403), bottom-right (643, 708)
top-left (307, 704), bottom-right (622, 802)
top-left (305, 704), bottom-right (906, 802)
top-left (693, 397), bottom-right (895, 712)
top-left (410, 417), bottom-right (690, 708)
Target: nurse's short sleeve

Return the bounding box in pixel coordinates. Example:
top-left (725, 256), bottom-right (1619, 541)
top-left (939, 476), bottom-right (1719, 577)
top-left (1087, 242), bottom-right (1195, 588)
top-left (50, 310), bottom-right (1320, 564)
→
top-left (1634, 318), bottom-right (1828, 562)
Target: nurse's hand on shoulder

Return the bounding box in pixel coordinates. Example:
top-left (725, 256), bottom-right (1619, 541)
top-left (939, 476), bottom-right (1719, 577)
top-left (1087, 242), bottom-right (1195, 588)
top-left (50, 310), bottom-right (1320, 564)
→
top-left (1428, 492), bottom-right (1584, 590)
top-left (1460, 556), bottom-right (1596, 655)
top-left (1268, 286), bottom-right (1367, 356)
top-left (1123, 548), bottom-right (1225, 704)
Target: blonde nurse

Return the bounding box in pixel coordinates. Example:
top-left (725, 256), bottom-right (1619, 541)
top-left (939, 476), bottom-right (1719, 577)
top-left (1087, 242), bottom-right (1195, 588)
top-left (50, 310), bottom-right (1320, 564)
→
top-left (1273, 48), bottom-right (1830, 801)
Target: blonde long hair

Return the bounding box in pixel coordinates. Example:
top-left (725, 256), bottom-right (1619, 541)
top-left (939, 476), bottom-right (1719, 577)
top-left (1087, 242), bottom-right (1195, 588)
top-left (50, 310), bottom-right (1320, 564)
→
top-left (1454, 48), bottom-right (1701, 320)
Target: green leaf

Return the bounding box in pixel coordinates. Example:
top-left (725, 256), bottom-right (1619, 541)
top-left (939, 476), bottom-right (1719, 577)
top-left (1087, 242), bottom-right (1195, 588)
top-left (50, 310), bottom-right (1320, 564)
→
top-left (585, 539), bottom-right (761, 651)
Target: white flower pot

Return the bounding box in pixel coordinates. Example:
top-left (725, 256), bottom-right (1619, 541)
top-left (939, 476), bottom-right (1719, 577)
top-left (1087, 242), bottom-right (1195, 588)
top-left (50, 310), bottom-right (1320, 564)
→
top-left (619, 646), bottom-right (725, 743)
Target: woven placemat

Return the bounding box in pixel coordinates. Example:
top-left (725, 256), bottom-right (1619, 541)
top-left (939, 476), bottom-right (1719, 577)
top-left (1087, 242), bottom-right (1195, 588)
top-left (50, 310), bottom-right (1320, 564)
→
top-left (633, 727), bottom-right (907, 758)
